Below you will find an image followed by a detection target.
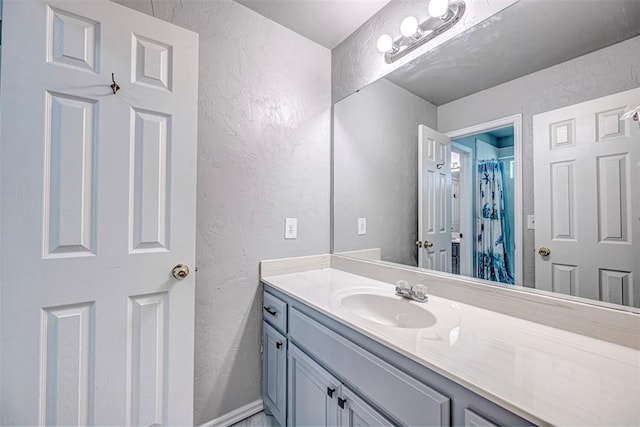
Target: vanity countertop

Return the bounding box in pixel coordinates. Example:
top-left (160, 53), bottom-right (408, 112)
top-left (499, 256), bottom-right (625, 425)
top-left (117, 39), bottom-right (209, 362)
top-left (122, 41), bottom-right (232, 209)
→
top-left (262, 267), bottom-right (640, 427)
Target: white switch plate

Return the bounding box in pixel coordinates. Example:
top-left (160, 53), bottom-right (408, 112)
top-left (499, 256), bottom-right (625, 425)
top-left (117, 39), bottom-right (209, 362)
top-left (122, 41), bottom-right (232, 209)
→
top-left (357, 218), bottom-right (367, 235)
top-left (527, 215), bottom-right (535, 230)
top-left (285, 218), bottom-right (297, 239)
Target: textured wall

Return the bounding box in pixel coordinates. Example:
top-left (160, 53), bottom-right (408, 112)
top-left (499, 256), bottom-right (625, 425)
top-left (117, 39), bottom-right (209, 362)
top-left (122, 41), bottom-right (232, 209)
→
top-left (114, 0), bottom-right (331, 423)
top-left (331, 0), bottom-right (517, 103)
top-left (438, 35), bottom-right (640, 286)
top-left (334, 79), bottom-right (437, 266)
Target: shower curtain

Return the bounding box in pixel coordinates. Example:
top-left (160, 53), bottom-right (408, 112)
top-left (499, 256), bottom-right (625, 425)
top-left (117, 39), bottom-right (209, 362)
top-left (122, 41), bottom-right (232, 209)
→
top-left (476, 160), bottom-right (514, 284)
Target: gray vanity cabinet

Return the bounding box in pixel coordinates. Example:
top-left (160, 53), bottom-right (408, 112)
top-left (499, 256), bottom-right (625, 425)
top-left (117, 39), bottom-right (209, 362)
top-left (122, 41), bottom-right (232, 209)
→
top-left (339, 385), bottom-right (393, 427)
top-left (263, 322), bottom-right (287, 426)
top-left (464, 409), bottom-right (499, 427)
top-left (288, 344), bottom-right (340, 427)
top-left (262, 286), bottom-right (536, 427)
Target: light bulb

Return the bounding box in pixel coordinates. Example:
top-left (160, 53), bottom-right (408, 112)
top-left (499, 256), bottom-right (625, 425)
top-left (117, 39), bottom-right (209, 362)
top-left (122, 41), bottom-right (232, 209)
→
top-left (376, 34), bottom-right (394, 53)
top-left (428, 0), bottom-right (449, 17)
top-left (400, 16), bottom-right (419, 37)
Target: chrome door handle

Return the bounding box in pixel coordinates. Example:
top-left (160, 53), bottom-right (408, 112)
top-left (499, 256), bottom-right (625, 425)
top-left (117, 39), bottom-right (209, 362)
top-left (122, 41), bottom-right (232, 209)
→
top-left (172, 264), bottom-right (190, 279)
top-left (416, 240), bottom-right (423, 248)
top-left (424, 241), bottom-right (434, 248)
top-left (538, 247), bottom-right (551, 257)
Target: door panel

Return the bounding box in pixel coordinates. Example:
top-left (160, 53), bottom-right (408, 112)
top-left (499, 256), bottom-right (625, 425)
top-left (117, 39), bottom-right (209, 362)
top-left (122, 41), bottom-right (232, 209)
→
top-left (533, 88), bottom-right (639, 307)
top-left (41, 302), bottom-right (95, 426)
top-left (0, 1), bottom-right (199, 425)
top-left (130, 108), bottom-right (172, 252)
top-left (288, 344), bottom-right (340, 427)
top-left (44, 91), bottom-right (98, 257)
top-left (263, 322), bottom-right (287, 426)
top-left (418, 125), bottom-right (452, 271)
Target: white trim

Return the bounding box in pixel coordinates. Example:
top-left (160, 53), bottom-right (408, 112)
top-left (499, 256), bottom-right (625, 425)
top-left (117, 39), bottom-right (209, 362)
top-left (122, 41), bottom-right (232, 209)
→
top-left (417, 126), bottom-right (425, 269)
top-left (451, 142), bottom-right (473, 277)
top-left (197, 399), bottom-right (264, 427)
top-left (445, 114), bottom-right (524, 286)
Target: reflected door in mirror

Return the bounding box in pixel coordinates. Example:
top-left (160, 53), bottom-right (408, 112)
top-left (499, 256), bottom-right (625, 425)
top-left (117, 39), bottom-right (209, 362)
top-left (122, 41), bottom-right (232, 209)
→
top-left (533, 88), bottom-right (640, 307)
top-left (418, 125), bottom-right (452, 271)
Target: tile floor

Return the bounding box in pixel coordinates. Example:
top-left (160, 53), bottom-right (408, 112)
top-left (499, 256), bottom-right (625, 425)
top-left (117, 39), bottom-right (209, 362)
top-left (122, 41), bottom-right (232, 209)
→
top-left (230, 411), bottom-right (275, 427)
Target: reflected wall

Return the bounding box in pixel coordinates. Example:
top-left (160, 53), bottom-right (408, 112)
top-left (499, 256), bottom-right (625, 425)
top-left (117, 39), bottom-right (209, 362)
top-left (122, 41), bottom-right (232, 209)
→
top-left (334, 79), bottom-right (437, 266)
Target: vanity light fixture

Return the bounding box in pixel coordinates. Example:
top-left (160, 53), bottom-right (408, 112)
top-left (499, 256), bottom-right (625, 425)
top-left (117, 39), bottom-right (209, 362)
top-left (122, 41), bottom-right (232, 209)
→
top-left (400, 16), bottom-right (421, 38)
top-left (428, 0), bottom-right (451, 19)
top-left (376, 0), bottom-right (466, 64)
top-left (376, 34), bottom-right (398, 54)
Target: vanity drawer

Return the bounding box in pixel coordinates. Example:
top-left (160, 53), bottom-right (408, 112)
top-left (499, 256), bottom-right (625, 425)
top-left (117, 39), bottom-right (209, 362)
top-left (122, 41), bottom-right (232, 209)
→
top-left (289, 307), bottom-right (451, 427)
top-left (263, 292), bottom-right (288, 333)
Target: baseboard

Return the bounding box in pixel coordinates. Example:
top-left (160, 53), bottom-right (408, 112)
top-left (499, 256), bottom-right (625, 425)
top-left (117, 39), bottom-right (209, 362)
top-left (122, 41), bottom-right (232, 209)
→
top-left (197, 399), bottom-right (264, 427)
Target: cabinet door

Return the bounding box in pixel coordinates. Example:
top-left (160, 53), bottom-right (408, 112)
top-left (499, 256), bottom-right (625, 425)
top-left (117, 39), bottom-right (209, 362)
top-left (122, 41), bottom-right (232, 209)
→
top-left (288, 344), bottom-right (340, 427)
top-left (339, 386), bottom-right (393, 427)
top-left (263, 322), bottom-right (287, 426)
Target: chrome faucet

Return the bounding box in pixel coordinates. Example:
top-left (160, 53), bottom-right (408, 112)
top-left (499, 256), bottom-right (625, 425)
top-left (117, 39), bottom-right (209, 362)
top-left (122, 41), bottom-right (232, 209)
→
top-left (395, 280), bottom-right (428, 303)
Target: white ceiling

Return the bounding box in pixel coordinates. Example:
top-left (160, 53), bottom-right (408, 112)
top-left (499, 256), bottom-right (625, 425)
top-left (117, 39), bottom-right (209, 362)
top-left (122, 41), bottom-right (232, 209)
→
top-left (235, 0), bottom-right (391, 49)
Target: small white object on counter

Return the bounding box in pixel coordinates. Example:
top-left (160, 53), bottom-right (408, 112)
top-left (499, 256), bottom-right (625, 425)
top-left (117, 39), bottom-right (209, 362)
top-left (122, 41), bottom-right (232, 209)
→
top-left (262, 267), bottom-right (640, 427)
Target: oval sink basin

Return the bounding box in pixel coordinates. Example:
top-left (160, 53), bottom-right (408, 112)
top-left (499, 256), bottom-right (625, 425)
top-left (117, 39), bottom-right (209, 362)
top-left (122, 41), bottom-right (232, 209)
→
top-left (340, 294), bottom-right (437, 329)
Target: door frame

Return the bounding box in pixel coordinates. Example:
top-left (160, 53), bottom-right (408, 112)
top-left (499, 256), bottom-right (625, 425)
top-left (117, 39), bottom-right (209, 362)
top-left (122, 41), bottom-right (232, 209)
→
top-left (445, 114), bottom-right (523, 286)
top-left (451, 142), bottom-right (473, 277)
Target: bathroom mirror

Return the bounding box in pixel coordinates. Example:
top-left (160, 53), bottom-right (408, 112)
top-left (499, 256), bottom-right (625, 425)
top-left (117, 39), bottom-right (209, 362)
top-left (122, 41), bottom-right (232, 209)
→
top-left (332, 0), bottom-right (640, 310)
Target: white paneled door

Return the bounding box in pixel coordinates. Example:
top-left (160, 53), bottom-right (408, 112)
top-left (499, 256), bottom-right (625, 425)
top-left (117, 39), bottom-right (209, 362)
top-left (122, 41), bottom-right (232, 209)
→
top-left (418, 125), bottom-right (451, 271)
top-left (533, 88), bottom-right (639, 307)
top-left (0, 1), bottom-right (198, 425)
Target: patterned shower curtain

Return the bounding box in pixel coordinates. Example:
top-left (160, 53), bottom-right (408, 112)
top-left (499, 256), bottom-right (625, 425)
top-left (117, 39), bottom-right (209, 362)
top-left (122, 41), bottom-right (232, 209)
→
top-left (476, 161), bottom-right (514, 284)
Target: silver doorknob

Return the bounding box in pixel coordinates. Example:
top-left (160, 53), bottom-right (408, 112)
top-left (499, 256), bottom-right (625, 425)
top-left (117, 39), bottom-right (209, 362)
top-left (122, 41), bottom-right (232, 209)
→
top-left (416, 241), bottom-right (423, 248)
top-left (424, 241), bottom-right (434, 248)
top-left (172, 264), bottom-right (190, 280)
top-left (538, 247), bottom-right (551, 257)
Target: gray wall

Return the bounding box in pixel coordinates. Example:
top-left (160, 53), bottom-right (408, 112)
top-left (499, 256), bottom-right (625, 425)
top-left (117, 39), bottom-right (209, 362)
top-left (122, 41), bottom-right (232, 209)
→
top-left (331, 0), bottom-right (517, 103)
top-left (334, 79), bottom-right (437, 266)
top-left (114, 0), bottom-right (331, 424)
top-left (438, 35), bottom-right (640, 286)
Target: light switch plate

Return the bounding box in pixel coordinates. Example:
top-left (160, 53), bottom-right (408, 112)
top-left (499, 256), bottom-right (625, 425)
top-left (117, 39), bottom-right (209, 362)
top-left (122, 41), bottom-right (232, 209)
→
top-left (285, 218), bottom-right (297, 239)
top-left (357, 218), bottom-right (367, 235)
top-left (527, 215), bottom-right (535, 230)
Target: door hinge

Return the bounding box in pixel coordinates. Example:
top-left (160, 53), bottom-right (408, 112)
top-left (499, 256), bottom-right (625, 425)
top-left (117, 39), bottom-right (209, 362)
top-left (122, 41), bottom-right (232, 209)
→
top-left (327, 387), bottom-right (335, 398)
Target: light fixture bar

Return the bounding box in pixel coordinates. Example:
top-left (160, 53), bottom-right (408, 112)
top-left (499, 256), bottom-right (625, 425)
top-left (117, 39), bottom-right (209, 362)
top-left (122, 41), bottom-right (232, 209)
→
top-left (384, 0), bottom-right (466, 64)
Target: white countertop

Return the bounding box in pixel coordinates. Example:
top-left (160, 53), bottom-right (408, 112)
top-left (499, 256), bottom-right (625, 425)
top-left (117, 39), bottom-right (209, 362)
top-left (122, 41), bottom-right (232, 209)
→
top-left (262, 267), bottom-right (640, 427)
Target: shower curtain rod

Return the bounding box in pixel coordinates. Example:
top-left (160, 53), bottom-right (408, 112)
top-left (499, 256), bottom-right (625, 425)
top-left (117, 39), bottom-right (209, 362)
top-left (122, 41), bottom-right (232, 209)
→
top-left (478, 155), bottom-right (514, 162)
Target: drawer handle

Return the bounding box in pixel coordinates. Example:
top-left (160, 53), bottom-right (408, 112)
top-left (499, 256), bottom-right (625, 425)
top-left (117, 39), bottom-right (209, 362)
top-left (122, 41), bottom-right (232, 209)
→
top-left (276, 341), bottom-right (283, 349)
top-left (263, 306), bottom-right (277, 316)
top-left (327, 387), bottom-right (335, 398)
top-left (338, 397), bottom-right (347, 409)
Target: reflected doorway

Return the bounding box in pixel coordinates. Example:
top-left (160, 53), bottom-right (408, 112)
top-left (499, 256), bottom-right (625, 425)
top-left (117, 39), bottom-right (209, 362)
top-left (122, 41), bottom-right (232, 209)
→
top-left (446, 115), bottom-right (523, 286)
top-left (452, 127), bottom-right (515, 284)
